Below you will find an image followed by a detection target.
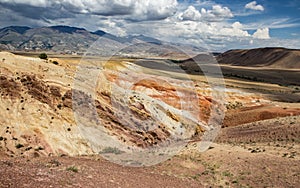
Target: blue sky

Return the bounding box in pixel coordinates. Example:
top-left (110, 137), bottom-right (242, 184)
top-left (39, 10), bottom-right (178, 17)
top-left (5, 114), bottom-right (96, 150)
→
top-left (0, 0), bottom-right (299, 51)
top-left (214, 0), bottom-right (300, 39)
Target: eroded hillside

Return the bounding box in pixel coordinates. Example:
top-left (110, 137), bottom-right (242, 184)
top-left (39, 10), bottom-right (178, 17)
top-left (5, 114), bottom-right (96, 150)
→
top-left (0, 52), bottom-right (299, 162)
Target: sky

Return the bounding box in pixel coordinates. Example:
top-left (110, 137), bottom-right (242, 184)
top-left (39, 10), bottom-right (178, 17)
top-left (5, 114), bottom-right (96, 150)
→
top-left (0, 0), bottom-right (299, 51)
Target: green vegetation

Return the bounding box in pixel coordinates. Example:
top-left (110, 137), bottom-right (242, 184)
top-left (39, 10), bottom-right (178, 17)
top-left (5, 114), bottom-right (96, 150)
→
top-left (39, 53), bottom-right (48, 60)
top-left (15, 143), bottom-right (24, 149)
top-left (66, 166), bottom-right (78, 173)
top-left (25, 146), bottom-right (32, 151)
top-left (222, 171), bottom-right (233, 177)
top-left (57, 104), bottom-right (62, 109)
top-left (48, 159), bottom-right (61, 167)
top-left (34, 146), bottom-right (44, 151)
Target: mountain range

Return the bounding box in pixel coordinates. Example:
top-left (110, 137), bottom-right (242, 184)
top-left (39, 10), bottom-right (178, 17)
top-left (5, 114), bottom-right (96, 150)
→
top-left (0, 25), bottom-right (202, 57)
top-left (1, 25), bottom-right (300, 69)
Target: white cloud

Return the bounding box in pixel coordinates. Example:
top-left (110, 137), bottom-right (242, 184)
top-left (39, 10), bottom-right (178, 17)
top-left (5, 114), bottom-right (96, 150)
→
top-left (123, 17), bottom-right (253, 51)
top-left (0, 0), bottom-right (178, 21)
top-left (179, 6), bottom-right (202, 21)
top-left (240, 18), bottom-right (300, 31)
top-left (200, 5), bottom-right (233, 21)
top-left (253, 28), bottom-right (270, 39)
top-left (210, 5), bottom-right (233, 18)
top-left (232, 21), bottom-right (243, 29)
top-left (220, 22), bottom-right (250, 37)
top-left (130, 0), bottom-right (178, 20)
top-left (245, 1), bottom-right (264, 11)
top-left (178, 4), bottom-right (233, 22)
top-left (99, 19), bottom-right (127, 36)
top-left (0, 0), bottom-right (51, 7)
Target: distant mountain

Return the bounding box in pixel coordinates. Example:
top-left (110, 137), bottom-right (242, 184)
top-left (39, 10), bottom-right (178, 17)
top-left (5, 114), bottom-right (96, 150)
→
top-left (217, 47), bottom-right (300, 69)
top-left (126, 35), bottom-right (162, 45)
top-left (49, 26), bottom-right (87, 34)
top-left (0, 26), bottom-right (31, 36)
top-left (0, 25), bottom-right (97, 53)
top-left (92, 30), bottom-right (106, 36)
top-left (0, 25), bottom-right (202, 57)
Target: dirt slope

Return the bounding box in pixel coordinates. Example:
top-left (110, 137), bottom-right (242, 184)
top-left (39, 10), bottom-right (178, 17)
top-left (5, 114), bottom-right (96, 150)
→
top-left (217, 47), bottom-right (300, 69)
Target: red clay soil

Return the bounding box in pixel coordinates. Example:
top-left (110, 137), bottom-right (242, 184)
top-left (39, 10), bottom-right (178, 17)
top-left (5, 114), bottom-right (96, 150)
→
top-left (217, 115), bottom-right (300, 143)
top-left (223, 104), bottom-right (300, 127)
top-left (0, 155), bottom-right (201, 188)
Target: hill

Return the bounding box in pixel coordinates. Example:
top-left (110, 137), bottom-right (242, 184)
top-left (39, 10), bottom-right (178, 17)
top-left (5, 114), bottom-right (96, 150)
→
top-left (217, 47), bottom-right (300, 69)
top-left (165, 49), bottom-right (300, 87)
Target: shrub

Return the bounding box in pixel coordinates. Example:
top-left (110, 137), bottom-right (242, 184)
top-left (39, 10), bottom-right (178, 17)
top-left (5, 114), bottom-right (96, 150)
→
top-left (57, 104), bottom-right (62, 109)
top-left (15, 143), bottom-right (24, 149)
top-left (52, 61), bottom-right (59, 65)
top-left (66, 166), bottom-right (78, 173)
top-left (35, 146), bottom-right (44, 151)
top-left (39, 53), bottom-right (48, 60)
top-left (222, 171), bottom-right (233, 177)
top-left (49, 159), bottom-right (61, 167)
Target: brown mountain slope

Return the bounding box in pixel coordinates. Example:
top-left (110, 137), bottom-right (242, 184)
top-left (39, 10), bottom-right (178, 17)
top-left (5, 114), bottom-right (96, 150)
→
top-left (217, 47), bottom-right (300, 69)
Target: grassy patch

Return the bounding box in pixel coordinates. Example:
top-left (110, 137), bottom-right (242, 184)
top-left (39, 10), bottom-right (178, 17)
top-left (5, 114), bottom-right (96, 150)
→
top-left (222, 171), bottom-right (233, 177)
top-left (66, 166), bottom-right (78, 173)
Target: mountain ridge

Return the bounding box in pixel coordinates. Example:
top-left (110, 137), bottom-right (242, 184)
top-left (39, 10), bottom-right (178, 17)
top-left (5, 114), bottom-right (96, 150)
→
top-left (0, 25), bottom-right (202, 58)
